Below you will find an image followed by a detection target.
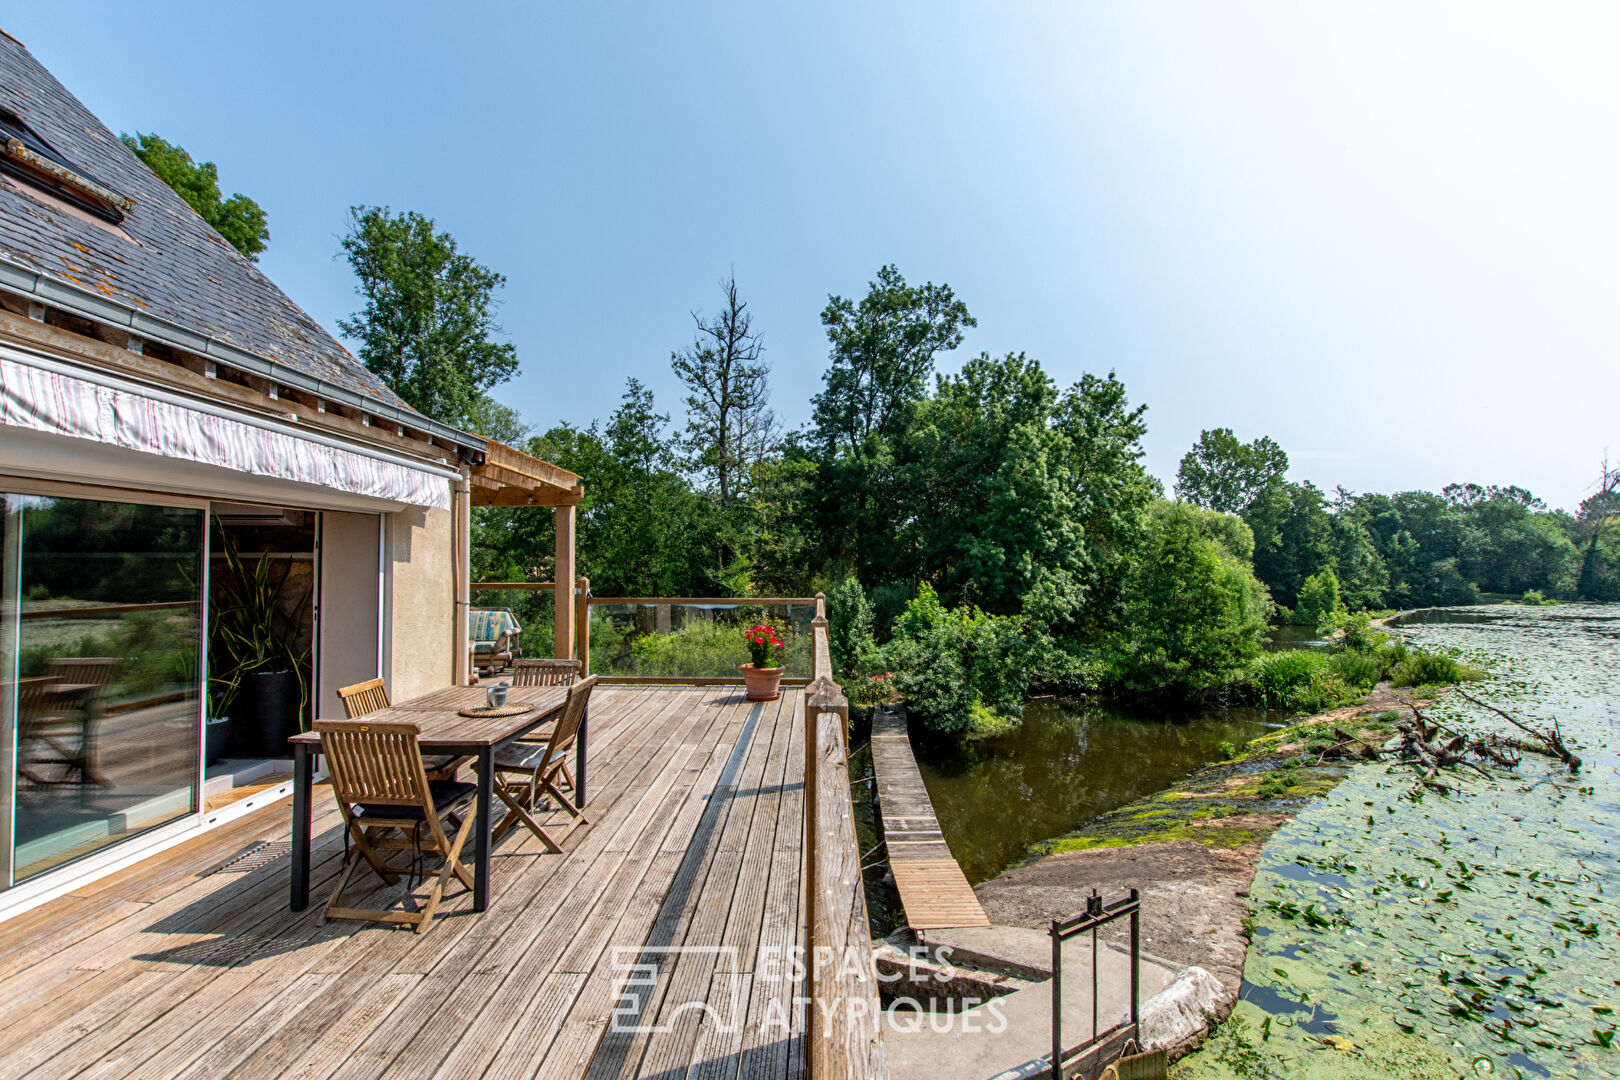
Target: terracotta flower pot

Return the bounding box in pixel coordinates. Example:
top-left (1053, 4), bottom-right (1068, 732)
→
top-left (741, 663), bottom-right (784, 701)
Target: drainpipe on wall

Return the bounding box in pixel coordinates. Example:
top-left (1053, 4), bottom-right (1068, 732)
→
top-left (453, 467), bottom-right (472, 686)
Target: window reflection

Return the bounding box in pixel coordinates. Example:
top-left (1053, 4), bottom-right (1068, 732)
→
top-left (3, 494), bottom-right (202, 884)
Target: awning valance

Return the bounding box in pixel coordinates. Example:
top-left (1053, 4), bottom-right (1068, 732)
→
top-left (0, 345), bottom-right (454, 509)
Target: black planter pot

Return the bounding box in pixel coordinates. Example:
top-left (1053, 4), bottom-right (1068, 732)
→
top-left (205, 716), bottom-right (233, 766)
top-left (244, 668), bottom-right (302, 758)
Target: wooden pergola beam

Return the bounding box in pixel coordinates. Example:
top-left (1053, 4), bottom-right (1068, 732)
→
top-left (469, 484), bottom-right (585, 507)
top-left (479, 439), bottom-right (581, 490)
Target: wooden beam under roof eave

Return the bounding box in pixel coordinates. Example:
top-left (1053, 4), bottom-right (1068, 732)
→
top-left (470, 484), bottom-right (586, 508)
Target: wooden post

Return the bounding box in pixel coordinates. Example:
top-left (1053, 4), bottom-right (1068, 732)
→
top-left (576, 576), bottom-right (590, 674)
top-left (554, 503), bottom-right (576, 660)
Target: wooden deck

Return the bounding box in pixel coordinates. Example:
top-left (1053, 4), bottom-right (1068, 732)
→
top-left (869, 706), bottom-right (987, 931)
top-left (0, 685), bottom-right (808, 1080)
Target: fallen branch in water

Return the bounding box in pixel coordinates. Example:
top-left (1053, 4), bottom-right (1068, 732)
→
top-left (1452, 688), bottom-right (1581, 772)
top-left (1385, 696), bottom-right (1543, 797)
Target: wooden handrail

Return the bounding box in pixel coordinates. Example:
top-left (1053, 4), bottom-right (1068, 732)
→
top-left (470, 581), bottom-right (556, 590)
top-left (586, 596), bottom-right (818, 606)
top-left (804, 592), bottom-right (886, 1079)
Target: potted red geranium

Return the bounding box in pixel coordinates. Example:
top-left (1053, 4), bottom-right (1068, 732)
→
top-left (741, 622), bottom-right (786, 701)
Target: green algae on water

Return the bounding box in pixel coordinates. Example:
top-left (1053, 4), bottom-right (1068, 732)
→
top-left (1176, 604), bottom-right (1620, 1080)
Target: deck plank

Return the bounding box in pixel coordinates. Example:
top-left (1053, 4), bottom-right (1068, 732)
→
top-left (0, 686), bottom-right (817, 1080)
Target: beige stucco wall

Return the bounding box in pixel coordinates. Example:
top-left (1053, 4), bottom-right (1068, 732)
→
top-left (384, 503), bottom-right (456, 703)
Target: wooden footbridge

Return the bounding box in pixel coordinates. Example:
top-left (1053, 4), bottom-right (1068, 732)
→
top-left (868, 706), bottom-right (988, 931)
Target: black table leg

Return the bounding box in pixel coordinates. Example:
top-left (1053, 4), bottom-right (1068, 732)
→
top-left (474, 745), bottom-right (493, 911)
top-left (291, 742), bottom-right (312, 910)
top-left (575, 705), bottom-right (588, 807)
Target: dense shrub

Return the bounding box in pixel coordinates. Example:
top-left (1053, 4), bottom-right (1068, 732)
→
top-left (883, 583), bottom-right (1028, 736)
top-left (604, 616), bottom-right (811, 678)
top-left (1108, 506), bottom-right (1271, 698)
top-left (1295, 569), bottom-right (1344, 629)
top-left (823, 578), bottom-right (878, 679)
top-left (1389, 649), bottom-right (1479, 687)
top-left (1243, 650), bottom-right (1348, 712)
top-left (1327, 648), bottom-right (1386, 690)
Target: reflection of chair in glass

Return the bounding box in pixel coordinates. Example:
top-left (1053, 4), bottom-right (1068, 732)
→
top-left (491, 675), bottom-right (595, 850)
top-left (43, 657), bottom-right (121, 786)
top-left (16, 657), bottom-right (122, 788)
top-left (469, 607), bottom-right (521, 675)
top-left (14, 677), bottom-right (62, 787)
top-left (316, 719), bottom-right (477, 933)
top-left (337, 677), bottom-right (467, 780)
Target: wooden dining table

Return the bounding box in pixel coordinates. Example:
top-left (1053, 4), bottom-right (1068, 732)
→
top-left (287, 682), bottom-right (576, 913)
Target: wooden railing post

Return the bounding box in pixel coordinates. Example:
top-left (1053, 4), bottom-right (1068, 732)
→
top-left (802, 591), bottom-right (883, 1079)
top-left (575, 576), bottom-right (590, 675)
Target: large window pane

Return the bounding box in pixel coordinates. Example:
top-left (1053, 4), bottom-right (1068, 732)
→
top-left (3, 494), bottom-right (203, 883)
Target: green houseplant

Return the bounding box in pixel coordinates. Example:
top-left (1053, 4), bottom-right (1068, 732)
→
top-left (741, 622), bottom-right (785, 701)
top-left (209, 530), bottom-right (311, 758)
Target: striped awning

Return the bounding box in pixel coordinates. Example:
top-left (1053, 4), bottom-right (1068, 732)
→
top-left (0, 344), bottom-right (453, 509)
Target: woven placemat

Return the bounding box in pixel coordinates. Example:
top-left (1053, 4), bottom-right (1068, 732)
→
top-left (457, 702), bottom-right (537, 719)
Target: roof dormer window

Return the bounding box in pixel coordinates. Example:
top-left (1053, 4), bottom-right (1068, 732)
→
top-left (0, 106), bottom-right (131, 224)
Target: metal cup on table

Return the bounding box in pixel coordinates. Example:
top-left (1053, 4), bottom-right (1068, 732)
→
top-left (486, 682), bottom-right (509, 708)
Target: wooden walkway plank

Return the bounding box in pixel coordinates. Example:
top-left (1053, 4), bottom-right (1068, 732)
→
top-left (869, 706), bottom-right (989, 930)
top-left (634, 693), bottom-right (802, 1079)
top-left (291, 689), bottom-right (719, 1080)
top-left (0, 686), bottom-right (829, 1080)
top-left (578, 700), bottom-right (772, 1080)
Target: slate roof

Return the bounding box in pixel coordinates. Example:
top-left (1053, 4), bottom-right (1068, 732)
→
top-left (0, 29), bottom-right (432, 425)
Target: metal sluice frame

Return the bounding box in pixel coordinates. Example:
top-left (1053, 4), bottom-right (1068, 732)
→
top-left (1049, 888), bottom-right (1142, 1079)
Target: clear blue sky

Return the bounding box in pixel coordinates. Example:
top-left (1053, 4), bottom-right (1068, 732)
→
top-left (10, 3), bottom-right (1617, 511)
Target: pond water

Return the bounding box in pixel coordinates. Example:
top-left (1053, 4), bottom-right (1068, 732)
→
top-left (908, 699), bottom-right (1275, 884)
top-left (1266, 623), bottom-right (1332, 651)
top-left (1181, 603), bottom-right (1620, 1079)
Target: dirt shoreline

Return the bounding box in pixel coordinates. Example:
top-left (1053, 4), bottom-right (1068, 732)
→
top-left (971, 682), bottom-right (1426, 1035)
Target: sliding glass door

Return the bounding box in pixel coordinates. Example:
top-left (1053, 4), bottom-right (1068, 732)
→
top-left (1, 490), bottom-right (204, 886)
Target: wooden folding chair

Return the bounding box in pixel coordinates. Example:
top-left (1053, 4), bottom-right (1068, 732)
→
top-left (337, 677), bottom-right (468, 780)
top-left (316, 719), bottom-right (477, 933)
top-left (491, 675), bottom-right (596, 850)
top-left (509, 658), bottom-right (580, 688)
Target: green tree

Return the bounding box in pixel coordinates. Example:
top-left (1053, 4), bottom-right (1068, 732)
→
top-left (1174, 428), bottom-right (1289, 514)
top-left (337, 206), bottom-right (519, 428)
top-left (1052, 372), bottom-right (1160, 644)
top-left (808, 265), bottom-right (976, 583)
top-left (1110, 504), bottom-right (1271, 698)
top-left (1359, 491), bottom-right (1478, 607)
top-left (1245, 481), bottom-right (1335, 611)
top-left (1457, 493), bottom-right (1579, 596)
top-left (883, 583), bottom-right (1029, 735)
top-left (1576, 460), bottom-right (1620, 600)
top-left (1295, 569), bottom-right (1344, 629)
top-left (581, 380), bottom-right (724, 596)
top-left (900, 353), bottom-right (1083, 617)
top-left (1327, 488), bottom-right (1388, 610)
top-left (121, 132), bottom-right (269, 260)
top-left (811, 264), bottom-right (975, 453)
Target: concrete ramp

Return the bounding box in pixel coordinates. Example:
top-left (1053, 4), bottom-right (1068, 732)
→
top-left (871, 705), bottom-right (990, 929)
top-left (881, 930), bottom-right (1182, 1080)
